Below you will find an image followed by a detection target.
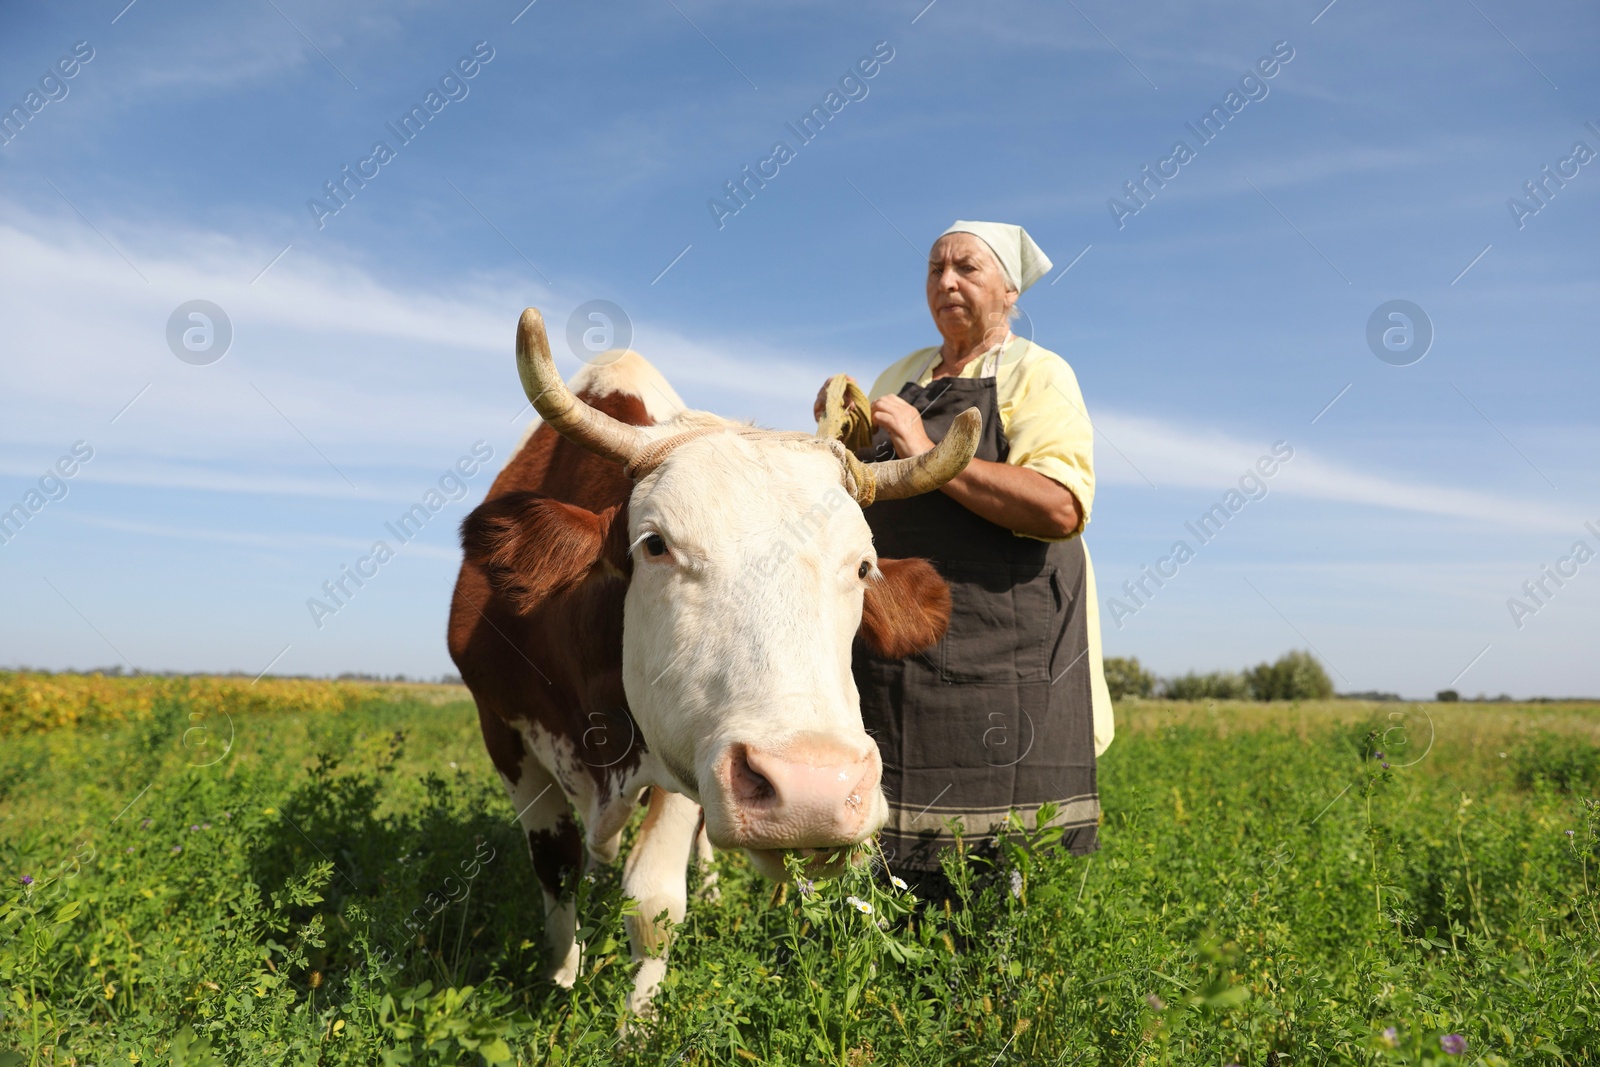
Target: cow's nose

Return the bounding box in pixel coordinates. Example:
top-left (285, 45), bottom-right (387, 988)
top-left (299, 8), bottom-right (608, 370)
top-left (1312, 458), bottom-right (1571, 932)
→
top-left (717, 738), bottom-right (881, 850)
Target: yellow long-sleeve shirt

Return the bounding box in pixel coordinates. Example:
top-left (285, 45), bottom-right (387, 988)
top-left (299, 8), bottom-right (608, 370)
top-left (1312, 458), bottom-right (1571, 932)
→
top-left (868, 337), bottom-right (1115, 755)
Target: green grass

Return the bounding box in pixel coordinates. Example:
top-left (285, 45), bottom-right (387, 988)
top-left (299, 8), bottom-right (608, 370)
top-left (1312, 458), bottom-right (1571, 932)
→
top-left (3, 688), bottom-right (1599, 1065)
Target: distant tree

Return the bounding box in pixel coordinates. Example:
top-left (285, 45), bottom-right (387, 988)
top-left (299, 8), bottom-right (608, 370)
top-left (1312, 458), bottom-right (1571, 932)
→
top-left (1160, 670), bottom-right (1251, 700)
top-left (1245, 650), bottom-right (1334, 702)
top-left (1436, 689), bottom-right (1460, 703)
top-left (1103, 657), bottom-right (1155, 700)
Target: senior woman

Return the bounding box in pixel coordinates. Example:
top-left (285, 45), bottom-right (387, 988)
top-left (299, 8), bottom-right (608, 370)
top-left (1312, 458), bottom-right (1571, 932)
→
top-left (818, 221), bottom-right (1114, 895)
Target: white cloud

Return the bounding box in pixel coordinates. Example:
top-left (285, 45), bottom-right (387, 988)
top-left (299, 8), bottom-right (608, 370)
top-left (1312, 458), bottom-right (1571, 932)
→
top-left (1094, 410), bottom-right (1579, 532)
top-left (0, 203), bottom-right (832, 487)
top-left (0, 203), bottom-right (1576, 536)
top-left (102, 5), bottom-right (417, 93)
top-left (61, 512), bottom-right (461, 562)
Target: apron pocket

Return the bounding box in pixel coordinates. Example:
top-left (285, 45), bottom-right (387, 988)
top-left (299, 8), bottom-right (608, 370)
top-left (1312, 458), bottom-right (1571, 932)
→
top-left (937, 562), bottom-right (1054, 684)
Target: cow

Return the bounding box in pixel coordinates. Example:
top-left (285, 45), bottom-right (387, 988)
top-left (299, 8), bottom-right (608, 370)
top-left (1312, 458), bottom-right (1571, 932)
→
top-left (447, 308), bottom-right (980, 1013)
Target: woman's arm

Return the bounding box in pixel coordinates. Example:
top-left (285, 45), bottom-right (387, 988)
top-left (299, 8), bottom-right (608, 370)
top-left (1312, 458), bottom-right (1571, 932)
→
top-left (871, 395), bottom-right (1081, 540)
top-left (937, 457), bottom-right (1081, 540)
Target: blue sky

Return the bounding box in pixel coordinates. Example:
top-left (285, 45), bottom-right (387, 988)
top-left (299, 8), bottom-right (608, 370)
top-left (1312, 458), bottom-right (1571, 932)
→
top-left (1, 0), bottom-right (1595, 698)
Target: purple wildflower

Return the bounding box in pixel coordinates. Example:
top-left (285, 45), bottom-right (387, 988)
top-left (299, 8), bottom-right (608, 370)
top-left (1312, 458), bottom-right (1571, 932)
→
top-left (1381, 762), bottom-right (1390, 770)
top-left (1374, 751), bottom-right (1384, 759)
top-left (796, 878), bottom-right (815, 897)
top-left (1381, 1027), bottom-right (1399, 1048)
top-left (20, 874), bottom-right (33, 886)
top-left (139, 818), bottom-right (152, 829)
top-left (1568, 830), bottom-right (1577, 837)
top-left (126, 847), bottom-right (135, 853)
top-left (1146, 994), bottom-right (1165, 1010)
top-left (171, 845), bottom-right (182, 854)
top-left (1440, 1034), bottom-right (1467, 1055)
top-left (190, 824), bottom-right (200, 832)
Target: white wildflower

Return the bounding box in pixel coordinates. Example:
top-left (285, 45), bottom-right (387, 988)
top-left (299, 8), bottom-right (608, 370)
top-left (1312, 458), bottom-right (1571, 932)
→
top-left (846, 895), bottom-right (874, 915)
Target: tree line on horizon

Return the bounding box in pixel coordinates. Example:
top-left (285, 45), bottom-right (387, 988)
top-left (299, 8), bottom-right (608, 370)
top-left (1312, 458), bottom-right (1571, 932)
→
top-left (2, 660), bottom-right (1572, 704)
top-left (1105, 649), bottom-right (1337, 702)
top-left (1102, 651), bottom-right (1558, 703)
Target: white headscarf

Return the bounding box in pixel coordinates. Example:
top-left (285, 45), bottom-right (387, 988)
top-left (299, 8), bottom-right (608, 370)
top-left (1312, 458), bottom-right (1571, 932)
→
top-left (937, 220), bottom-right (1052, 293)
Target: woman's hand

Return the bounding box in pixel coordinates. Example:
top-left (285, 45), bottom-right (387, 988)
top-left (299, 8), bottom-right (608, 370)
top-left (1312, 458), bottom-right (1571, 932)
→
top-left (813, 376), bottom-right (858, 421)
top-left (872, 393), bottom-right (1084, 538)
top-left (870, 395), bottom-right (935, 457)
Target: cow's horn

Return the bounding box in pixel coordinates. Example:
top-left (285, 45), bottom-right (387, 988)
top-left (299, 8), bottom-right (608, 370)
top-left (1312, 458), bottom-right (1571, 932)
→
top-left (516, 307), bottom-right (647, 467)
top-left (864, 407), bottom-right (983, 501)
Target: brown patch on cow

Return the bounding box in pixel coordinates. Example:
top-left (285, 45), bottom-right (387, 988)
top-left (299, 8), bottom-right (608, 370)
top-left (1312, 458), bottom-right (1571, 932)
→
top-left (528, 817), bottom-right (583, 897)
top-left (859, 557), bottom-right (952, 659)
top-left (572, 698), bottom-right (640, 769)
top-left (448, 386), bottom-right (656, 809)
top-left (461, 495), bottom-right (625, 613)
top-left (488, 390), bottom-right (647, 506)
top-left (477, 700), bottom-right (527, 785)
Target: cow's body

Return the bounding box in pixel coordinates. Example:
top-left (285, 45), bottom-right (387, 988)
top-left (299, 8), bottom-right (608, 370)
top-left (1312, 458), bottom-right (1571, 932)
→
top-left (448, 357), bottom-right (693, 1006)
top-left (449, 317), bottom-right (970, 1013)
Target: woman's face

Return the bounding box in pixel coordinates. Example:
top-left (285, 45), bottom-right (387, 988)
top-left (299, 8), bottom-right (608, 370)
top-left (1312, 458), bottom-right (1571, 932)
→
top-left (926, 233), bottom-right (1017, 346)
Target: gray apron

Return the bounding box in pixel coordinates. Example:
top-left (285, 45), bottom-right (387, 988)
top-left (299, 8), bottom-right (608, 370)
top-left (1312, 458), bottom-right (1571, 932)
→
top-left (854, 344), bottom-right (1100, 871)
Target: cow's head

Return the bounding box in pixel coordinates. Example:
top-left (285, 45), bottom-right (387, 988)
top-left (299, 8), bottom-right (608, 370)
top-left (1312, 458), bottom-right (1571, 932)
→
top-left (480, 309), bottom-right (980, 879)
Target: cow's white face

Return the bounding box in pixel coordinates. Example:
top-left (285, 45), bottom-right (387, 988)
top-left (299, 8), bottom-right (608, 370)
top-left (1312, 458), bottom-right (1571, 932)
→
top-left (620, 428), bottom-right (889, 877)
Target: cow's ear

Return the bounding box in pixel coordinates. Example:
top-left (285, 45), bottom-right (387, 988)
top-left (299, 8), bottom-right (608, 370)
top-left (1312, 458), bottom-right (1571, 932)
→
top-left (599, 499), bottom-right (633, 578)
top-left (461, 493), bottom-right (627, 613)
top-left (859, 557), bottom-right (951, 659)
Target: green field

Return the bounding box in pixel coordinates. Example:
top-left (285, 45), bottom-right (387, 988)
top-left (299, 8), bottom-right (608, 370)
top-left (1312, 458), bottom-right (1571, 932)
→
top-left (3, 680), bottom-right (1598, 1065)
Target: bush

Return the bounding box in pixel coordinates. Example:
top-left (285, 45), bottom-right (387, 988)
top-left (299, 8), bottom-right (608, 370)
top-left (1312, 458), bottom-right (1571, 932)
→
top-left (1160, 670), bottom-right (1251, 700)
top-left (1244, 650), bottom-right (1333, 702)
top-left (1508, 734), bottom-right (1600, 792)
top-left (1437, 689), bottom-right (1461, 703)
top-left (1103, 657), bottom-right (1155, 700)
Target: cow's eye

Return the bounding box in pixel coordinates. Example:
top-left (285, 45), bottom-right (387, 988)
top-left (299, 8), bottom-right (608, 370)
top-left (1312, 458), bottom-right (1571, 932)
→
top-left (643, 533), bottom-right (669, 558)
top-left (857, 560), bottom-right (872, 580)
